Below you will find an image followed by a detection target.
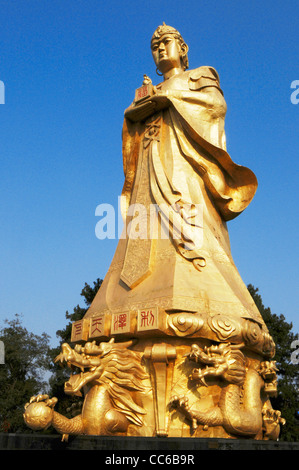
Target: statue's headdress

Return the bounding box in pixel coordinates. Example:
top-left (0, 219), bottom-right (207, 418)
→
top-left (151, 22), bottom-right (189, 70)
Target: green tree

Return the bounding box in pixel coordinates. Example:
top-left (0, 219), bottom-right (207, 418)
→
top-left (0, 314), bottom-right (51, 433)
top-left (48, 278), bottom-right (102, 417)
top-left (248, 284), bottom-right (299, 442)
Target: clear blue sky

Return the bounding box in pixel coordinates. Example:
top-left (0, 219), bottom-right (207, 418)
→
top-left (0, 0), bottom-right (298, 346)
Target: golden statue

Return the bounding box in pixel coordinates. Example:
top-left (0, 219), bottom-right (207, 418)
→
top-left (24, 23), bottom-right (284, 441)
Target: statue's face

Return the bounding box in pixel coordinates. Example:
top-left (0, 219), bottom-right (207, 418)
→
top-left (151, 34), bottom-right (182, 74)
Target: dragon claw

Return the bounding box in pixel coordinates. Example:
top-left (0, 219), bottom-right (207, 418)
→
top-left (169, 394), bottom-right (190, 411)
top-left (26, 394), bottom-right (58, 409)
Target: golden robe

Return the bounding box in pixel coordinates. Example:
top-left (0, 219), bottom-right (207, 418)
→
top-left (85, 66), bottom-right (269, 339)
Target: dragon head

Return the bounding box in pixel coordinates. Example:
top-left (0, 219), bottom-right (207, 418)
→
top-left (54, 338), bottom-right (142, 397)
top-left (188, 342), bottom-right (246, 386)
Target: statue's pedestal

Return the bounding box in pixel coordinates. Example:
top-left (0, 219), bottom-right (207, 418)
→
top-left (1, 433), bottom-right (298, 451)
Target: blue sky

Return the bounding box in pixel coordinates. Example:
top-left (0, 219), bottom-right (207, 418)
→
top-left (0, 0), bottom-right (298, 346)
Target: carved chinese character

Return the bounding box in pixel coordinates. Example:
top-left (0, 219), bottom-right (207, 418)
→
top-left (137, 307), bottom-right (159, 331)
top-left (111, 312), bottom-right (131, 335)
top-left (71, 319), bottom-right (89, 343)
top-left (89, 314), bottom-right (109, 340)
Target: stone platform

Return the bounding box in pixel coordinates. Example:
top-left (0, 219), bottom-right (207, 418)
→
top-left (1, 433), bottom-right (299, 452)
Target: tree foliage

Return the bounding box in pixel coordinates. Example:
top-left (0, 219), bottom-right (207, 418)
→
top-left (0, 314), bottom-right (51, 433)
top-left (47, 278), bottom-right (102, 416)
top-left (248, 284), bottom-right (299, 441)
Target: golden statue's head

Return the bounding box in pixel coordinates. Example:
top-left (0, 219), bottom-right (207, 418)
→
top-left (151, 23), bottom-right (189, 73)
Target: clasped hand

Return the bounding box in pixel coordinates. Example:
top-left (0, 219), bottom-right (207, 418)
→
top-left (124, 92), bottom-right (170, 122)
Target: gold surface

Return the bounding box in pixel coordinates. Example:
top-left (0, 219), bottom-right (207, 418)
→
top-left (24, 23), bottom-right (284, 440)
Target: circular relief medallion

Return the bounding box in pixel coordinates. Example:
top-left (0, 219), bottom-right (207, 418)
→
top-left (242, 319), bottom-right (262, 346)
top-left (208, 314), bottom-right (242, 341)
top-left (168, 313), bottom-right (204, 336)
top-left (262, 331), bottom-right (276, 358)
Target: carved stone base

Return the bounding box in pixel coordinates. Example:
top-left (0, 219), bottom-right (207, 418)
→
top-left (23, 336), bottom-right (285, 441)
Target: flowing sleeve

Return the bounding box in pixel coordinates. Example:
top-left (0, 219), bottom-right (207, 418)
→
top-left (121, 117), bottom-right (142, 218)
top-left (164, 68), bottom-right (258, 221)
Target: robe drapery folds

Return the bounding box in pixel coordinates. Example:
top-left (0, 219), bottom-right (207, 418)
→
top-left (121, 66), bottom-right (257, 275)
top-left (122, 66), bottom-right (257, 223)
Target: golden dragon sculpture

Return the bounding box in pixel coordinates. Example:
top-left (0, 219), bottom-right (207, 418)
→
top-left (23, 337), bottom-right (285, 440)
top-left (169, 343), bottom-right (285, 440)
top-left (24, 339), bottom-right (150, 440)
